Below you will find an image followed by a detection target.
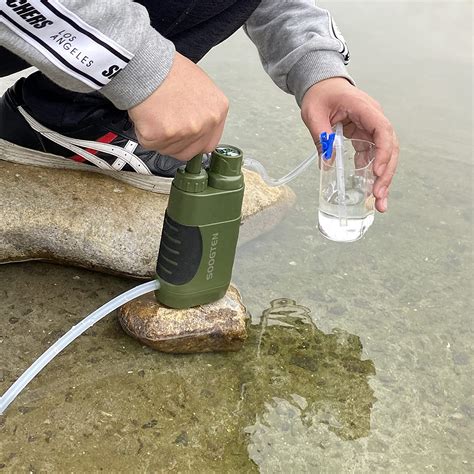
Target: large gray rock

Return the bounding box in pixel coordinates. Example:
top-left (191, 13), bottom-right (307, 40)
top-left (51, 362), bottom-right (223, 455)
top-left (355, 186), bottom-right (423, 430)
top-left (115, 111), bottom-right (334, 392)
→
top-left (0, 160), bottom-right (295, 278)
top-left (118, 285), bottom-right (248, 353)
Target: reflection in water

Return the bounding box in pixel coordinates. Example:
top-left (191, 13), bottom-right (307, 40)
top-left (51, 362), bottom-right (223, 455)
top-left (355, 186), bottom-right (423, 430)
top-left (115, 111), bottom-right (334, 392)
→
top-left (243, 299), bottom-right (376, 470)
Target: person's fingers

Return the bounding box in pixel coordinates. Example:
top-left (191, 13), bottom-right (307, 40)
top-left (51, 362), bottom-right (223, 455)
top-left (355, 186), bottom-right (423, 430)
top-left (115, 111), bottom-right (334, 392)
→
top-left (136, 108), bottom-right (227, 160)
top-left (340, 97), bottom-right (393, 178)
top-left (353, 146), bottom-right (373, 170)
top-left (375, 192), bottom-right (388, 213)
top-left (317, 102), bottom-right (393, 178)
top-left (364, 94), bottom-right (384, 113)
top-left (301, 104), bottom-right (334, 144)
top-left (165, 137), bottom-right (216, 161)
top-left (129, 52), bottom-right (229, 161)
top-left (301, 78), bottom-right (398, 214)
top-left (345, 125), bottom-right (373, 143)
top-left (353, 106), bottom-right (394, 177)
top-left (205, 116), bottom-right (227, 153)
top-left (341, 119), bottom-right (396, 213)
top-left (342, 121), bottom-right (358, 139)
top-left (302, 110), bottom-right (334, 169)
top-left (374, 129), bottom-right (399, 201)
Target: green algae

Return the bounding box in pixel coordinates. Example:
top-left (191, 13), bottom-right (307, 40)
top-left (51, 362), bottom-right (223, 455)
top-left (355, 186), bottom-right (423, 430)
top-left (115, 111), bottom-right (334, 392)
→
top-left (0, 289), bottom-right (375, 473)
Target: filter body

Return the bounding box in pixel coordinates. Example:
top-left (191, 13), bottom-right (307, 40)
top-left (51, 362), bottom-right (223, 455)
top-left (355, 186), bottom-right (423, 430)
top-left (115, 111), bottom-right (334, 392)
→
top-left (155, 146), bottom-right (244, 309)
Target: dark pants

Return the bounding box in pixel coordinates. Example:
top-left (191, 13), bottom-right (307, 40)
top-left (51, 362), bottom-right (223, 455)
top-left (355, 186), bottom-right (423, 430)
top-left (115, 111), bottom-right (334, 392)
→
top-left (0, 0), bottom-right (261, 127)
top-left (0, 48), bottom-right (31, 77)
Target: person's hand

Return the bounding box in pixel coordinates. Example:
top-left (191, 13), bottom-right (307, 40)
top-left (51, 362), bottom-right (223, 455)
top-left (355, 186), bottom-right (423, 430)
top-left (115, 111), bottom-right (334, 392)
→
top-left (128, 52), bottom-right (229, 161)
top-left (301, 77), bottom-right (399, 213)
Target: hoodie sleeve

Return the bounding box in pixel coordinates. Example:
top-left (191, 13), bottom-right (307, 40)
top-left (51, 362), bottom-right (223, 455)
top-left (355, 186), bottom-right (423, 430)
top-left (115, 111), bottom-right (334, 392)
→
top-left (0, 0), bottom-right (175, 110)
top-left (244, 0), bottom-right (354, 105)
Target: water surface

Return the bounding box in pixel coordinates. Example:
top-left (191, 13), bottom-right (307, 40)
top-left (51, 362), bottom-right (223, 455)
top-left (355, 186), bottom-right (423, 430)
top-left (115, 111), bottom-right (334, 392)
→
top-left (1, 1), bottom-right (472, 472)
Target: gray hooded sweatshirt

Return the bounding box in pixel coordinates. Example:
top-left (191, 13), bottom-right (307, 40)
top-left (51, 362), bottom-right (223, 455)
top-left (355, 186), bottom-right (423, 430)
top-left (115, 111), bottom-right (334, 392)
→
top-left (0, 0), bottom-right (352, 109)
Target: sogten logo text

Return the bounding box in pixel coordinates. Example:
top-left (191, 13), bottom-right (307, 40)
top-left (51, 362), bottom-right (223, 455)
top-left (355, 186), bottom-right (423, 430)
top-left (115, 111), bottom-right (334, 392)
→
top-left (206, 233), bottom-right (219, 281)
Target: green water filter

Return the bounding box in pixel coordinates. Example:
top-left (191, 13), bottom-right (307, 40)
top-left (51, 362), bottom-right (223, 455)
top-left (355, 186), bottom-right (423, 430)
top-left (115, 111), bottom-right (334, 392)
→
top-left (155, 145), bottom-right (245, 309)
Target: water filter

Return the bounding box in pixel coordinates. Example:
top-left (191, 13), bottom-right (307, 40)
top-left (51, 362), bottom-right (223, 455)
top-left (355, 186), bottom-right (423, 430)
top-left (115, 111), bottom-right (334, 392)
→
top-left (155, 145), bottom-right (244, 308)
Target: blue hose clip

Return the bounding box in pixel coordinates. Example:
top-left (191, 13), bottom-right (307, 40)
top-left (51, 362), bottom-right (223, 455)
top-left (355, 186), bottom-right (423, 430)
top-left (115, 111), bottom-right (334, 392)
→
top-left (320, 132), bottom-right (336, 160)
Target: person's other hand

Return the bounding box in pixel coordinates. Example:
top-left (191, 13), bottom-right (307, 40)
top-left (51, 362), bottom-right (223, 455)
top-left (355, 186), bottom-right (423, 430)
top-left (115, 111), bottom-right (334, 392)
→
top-left (128, 52), bottom-right (229, 161)
top-left (301, 77), bottom-right (399, 213)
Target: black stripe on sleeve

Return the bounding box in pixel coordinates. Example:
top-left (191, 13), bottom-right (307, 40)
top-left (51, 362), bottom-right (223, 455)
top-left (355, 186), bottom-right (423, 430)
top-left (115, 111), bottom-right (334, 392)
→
top-left (0, 11), bottom-right (106, 88)
top-left (40, 0), bottom-right (131, 64)
top-left (330, 20), bottom-right (345, 55)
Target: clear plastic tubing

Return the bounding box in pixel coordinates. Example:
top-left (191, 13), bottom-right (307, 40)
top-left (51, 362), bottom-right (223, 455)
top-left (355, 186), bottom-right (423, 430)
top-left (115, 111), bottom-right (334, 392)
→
top-left (334, 122), bottom-right (348, 224)
top-left (243, 150), bottom-right (318, 187)
top-left (0, 279), bottom-right (160, 414)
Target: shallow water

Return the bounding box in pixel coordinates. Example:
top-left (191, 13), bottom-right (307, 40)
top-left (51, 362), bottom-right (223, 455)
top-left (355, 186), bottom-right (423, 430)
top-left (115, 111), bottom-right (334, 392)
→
top-left (1, 1), bottom-right (472, 472)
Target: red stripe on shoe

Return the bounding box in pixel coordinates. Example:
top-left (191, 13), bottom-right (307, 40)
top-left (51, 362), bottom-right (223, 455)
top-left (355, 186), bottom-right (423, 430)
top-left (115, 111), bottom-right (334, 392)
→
top-left (71, 132), bottom-right (119, 162)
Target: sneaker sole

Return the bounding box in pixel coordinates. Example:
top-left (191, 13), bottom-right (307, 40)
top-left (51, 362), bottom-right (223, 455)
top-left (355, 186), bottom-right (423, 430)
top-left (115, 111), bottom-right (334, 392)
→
top-left (0, 138), bottom-right (172, 194)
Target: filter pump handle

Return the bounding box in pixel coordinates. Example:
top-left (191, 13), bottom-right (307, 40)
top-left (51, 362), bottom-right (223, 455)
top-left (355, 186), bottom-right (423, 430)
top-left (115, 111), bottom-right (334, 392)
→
top-left (185, 154), bottom-right (204, 174)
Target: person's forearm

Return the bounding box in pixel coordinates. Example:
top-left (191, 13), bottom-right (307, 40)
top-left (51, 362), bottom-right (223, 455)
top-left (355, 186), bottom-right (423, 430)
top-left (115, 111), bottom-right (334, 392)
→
top-left (244, 0), bottom-right (353, 105)
top-left (0, 0), bottom-right (175, 109)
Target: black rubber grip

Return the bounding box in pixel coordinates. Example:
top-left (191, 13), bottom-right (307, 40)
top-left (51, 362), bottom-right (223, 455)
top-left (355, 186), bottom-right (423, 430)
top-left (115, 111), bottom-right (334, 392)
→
top-left (156, 212), bottom-right (203, 285)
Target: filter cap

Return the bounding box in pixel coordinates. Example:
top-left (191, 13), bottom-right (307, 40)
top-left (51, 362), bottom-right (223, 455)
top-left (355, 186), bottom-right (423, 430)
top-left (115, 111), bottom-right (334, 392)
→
top-left (173, 154), bottom-right (208, 193)
top-left (208, 145), bottom-right (244, 190)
